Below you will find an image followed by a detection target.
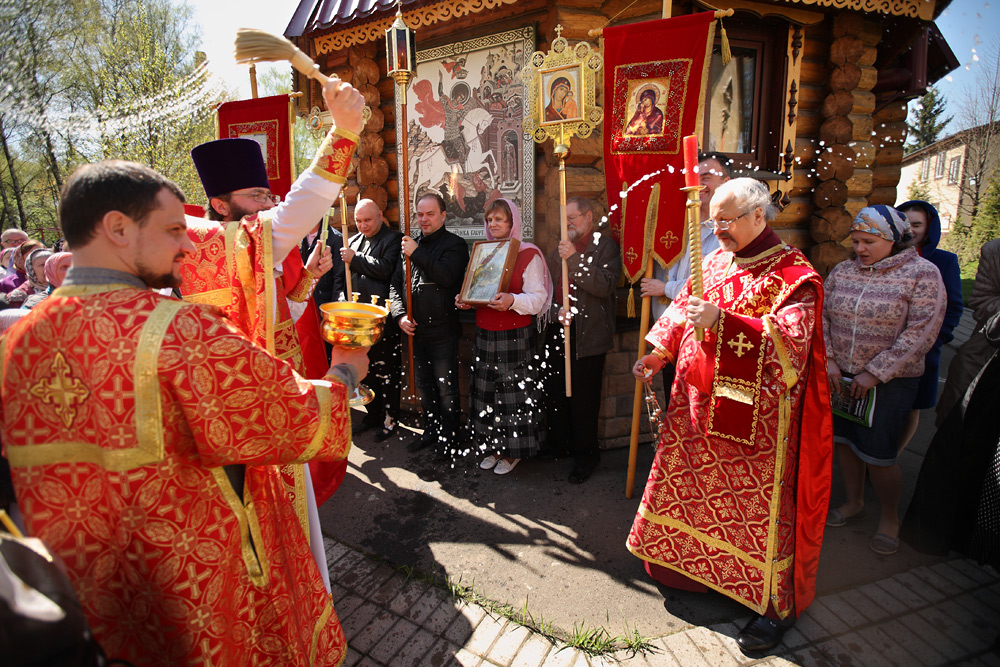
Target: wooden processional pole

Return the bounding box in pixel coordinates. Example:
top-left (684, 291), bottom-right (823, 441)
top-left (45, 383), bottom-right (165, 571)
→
top-left (625, 0), bottom-right (673, 499)
top-left (392, 71), bottom-right (417, 401)
top-left (555, 137), bottom-right (572, 397)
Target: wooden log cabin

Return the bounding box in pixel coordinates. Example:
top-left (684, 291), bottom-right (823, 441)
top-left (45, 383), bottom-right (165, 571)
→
top-left (285, 0), bottom-right (957, 450)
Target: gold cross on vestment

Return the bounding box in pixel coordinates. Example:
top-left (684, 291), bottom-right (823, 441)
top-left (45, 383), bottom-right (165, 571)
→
top-left (727, 332), bottom-right (755, 358)
top-left (625, 246), bottom-right (639, 264)
top-left (30, 352), bottom-right (90, 428)
top-left (660, 231), bottom-right (679, 249)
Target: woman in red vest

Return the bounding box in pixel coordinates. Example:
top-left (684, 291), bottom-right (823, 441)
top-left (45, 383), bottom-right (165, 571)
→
top-left (458, 198), bottom-right (552, 475)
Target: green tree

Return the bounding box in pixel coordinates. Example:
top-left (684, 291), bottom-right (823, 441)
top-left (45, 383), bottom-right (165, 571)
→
top-left (0, 0), bottom-right (227, 237)
top-left (907, 87), bottom-right (952, 151)
top-left (257, 66), bottom-right (323, 177)
top-left (943, 177), bottom-right (1000, 273)
top-left (907, 178), bottom-right (931, 202)
top-left (79, 0), bottom-right (218, 198)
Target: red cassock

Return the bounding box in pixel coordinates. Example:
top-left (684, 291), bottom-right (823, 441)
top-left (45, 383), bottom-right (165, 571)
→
top-left (628, 242), bottom-right (833, 618)
top-left (1, 285), bottom-right (351, 665)
top-left (179, 214), bottom-right (345, 510)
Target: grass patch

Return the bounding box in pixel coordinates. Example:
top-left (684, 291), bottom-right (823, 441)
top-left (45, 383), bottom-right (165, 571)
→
top-left (381, 559), bottom-right (656, 658)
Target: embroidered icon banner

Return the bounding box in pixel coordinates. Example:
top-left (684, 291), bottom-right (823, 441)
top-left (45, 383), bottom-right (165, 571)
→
top-left (603, 12), bottom-right (716, 283)
top-left (218, 94), bottom-right (293, 198)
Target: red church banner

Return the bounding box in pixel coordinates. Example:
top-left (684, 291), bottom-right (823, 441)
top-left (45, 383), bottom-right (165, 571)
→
top-left (603, 12), bottom-right (716, 283)
top-left (217, 94), bottom-right (294, 198)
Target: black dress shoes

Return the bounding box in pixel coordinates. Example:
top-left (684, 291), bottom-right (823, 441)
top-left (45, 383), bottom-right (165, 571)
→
top-left (568, 459), bottom-right (599, 484)
top-left (373, 425), bottom-right (396, 443)
top-left (736, 614), bottom-right (791, 655)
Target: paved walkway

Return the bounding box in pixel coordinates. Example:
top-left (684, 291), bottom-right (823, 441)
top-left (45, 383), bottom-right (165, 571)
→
top-left (328, 308), bottom-right (1000, 666)
top-left (327, 534), bottom-right (999, 667)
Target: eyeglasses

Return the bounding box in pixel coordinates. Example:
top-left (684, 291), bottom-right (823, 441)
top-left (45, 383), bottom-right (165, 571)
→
top-left (232, 190), bottom-right (280, 205)
top-left (708, 210), bottom-right (751, 231)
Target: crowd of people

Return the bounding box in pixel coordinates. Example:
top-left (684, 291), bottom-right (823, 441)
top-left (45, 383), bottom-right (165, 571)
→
top-left (1, 101), bottom-right (997, 664)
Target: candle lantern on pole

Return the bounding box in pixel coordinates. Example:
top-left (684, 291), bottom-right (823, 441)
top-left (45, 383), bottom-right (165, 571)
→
top-left (386, 6), bottom-right (418, 399)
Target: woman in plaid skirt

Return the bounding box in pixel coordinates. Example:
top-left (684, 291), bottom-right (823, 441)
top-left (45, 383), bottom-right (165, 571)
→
top-left (456, 199), bottom-right (552, 475)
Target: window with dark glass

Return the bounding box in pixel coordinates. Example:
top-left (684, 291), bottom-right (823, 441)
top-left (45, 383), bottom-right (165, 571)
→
top-left (948, 156), bottom-right (960, 184)
top-left (935, 153), bottom-right (945, 179)
top-left (702, 17), bottom-right (786, 172)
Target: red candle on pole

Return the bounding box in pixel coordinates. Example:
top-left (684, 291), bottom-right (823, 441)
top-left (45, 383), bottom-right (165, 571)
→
top-left (682, 134), bottom-right (699, 188)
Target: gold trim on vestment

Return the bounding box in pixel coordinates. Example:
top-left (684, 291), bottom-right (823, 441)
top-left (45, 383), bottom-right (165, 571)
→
top-left (224, 220), bottom-right (240, 294)
top-left (714, 382), bottom-right (753, 405)
top-left (763, 391), bottom-right (793, 618)
top-left (134, 300), bottom-right (181, 461)
top-left (0, 335), bottom-right (8, 392)
top-left (288, 464), bottom-right (310, 541)
top-left (262, 216), bottom-right (276, 356)
top-left (707, 310), bottom-right (765, 446)
top-left (764, 315), bottom-right (798, 389)
top-left (6, 300), bottom-right (183, 471)
top-left (295, 384), bottom-right (332, 463)
top-left (230, 222), bottom-right (258, 337)
top-left (52, 284), bottom-right (141, 297)
top-left (626, 545), bottom-right (768, 615)
top-left (210, 468), bottom-right (268, 587)
top-left (733, 242), bottom-right (786, 266)
top-left (311, 600), bottom-right (335, 665)
top-left (636, 505), bottom-right (764, 569)
top-left (182, 288), bottom-right (231, 307)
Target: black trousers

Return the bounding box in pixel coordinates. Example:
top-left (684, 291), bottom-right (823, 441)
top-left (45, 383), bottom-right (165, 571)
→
top-left (542, 322), bottom-right (606, 466)
top-left (366, 327), bottom-right (402, 425)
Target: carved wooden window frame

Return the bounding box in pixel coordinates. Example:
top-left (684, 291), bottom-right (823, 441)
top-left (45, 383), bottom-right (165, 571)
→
top-left (701, 17), bottom-right (787, 172)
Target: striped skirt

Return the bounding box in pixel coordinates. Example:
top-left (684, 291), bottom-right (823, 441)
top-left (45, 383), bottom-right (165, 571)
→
top-left (469, 325), bottom-right (546, 459)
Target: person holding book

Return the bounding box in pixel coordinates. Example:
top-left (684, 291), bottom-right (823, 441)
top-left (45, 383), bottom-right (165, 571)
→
top-left (822, 205), bottom-right (946, 556)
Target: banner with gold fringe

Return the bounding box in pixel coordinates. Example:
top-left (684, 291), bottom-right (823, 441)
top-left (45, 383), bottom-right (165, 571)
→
top-left (603, 11), bottom-right (717, 287)
top-left (217, 94), bottom-right (294, 198)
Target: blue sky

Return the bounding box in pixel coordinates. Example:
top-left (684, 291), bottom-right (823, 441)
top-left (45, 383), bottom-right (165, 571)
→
top-left (927, 0), bottom-right (999, 130)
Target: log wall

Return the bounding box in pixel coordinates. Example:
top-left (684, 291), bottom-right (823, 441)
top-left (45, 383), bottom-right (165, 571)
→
top-left (294, 0), bottom-right (912, 451)
top-left (806, 13), bottom-right (882, 275)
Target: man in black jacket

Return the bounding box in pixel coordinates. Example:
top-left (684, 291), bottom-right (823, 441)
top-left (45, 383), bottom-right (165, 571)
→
top-left (390, 192), bottom-right (470, 455)
top-left (343, 199), bottom-right (404, 441)
top-left (300, 219), bottom-right (346, 307)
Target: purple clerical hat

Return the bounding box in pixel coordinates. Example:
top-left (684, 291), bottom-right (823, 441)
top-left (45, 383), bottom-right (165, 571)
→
top-left (191, 138), bottom-right (270, 199)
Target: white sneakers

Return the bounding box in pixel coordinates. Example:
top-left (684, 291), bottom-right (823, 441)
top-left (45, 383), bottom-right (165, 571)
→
top-left (479, 454), bottom-right (520, 475)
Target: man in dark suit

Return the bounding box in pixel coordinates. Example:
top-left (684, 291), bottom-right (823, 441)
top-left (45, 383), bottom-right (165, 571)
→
top-left (390, 193), bottom-right (470, 456)
top-left (301, 218), bottom-right (347, 308)
top-left (342, 199), bottom-right (403, 441)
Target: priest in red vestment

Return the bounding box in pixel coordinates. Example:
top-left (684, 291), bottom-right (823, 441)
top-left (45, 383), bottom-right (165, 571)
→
top-left (0, 160), bottom-right (369, 665)
top-left (630, 178), bottom-right (833, 656)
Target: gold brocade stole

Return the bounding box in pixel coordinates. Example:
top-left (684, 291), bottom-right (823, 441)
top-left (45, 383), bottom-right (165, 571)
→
top-left (226, 214), bottom-right (311, 541)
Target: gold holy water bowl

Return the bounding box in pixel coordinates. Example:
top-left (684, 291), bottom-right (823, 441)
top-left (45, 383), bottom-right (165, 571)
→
top-left (319, 295), bottom-right (389, 349)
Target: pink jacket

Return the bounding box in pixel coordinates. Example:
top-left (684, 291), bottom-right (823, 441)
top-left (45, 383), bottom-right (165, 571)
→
top-left (823, 247), bottom-right (946, 383)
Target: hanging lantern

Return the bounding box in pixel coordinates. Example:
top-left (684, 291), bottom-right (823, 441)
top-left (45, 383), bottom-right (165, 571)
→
top-left (385, 8), bottom-right (415, 83)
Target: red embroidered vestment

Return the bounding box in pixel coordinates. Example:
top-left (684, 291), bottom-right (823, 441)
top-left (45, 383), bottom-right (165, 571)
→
top-left (1, 285), bottom-right (352, 665)
top-left (628, 243), bottom-right (833, 617)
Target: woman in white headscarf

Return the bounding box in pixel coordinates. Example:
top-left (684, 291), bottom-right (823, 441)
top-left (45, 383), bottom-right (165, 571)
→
top-left (457, 198), bottom-right (552, 475)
